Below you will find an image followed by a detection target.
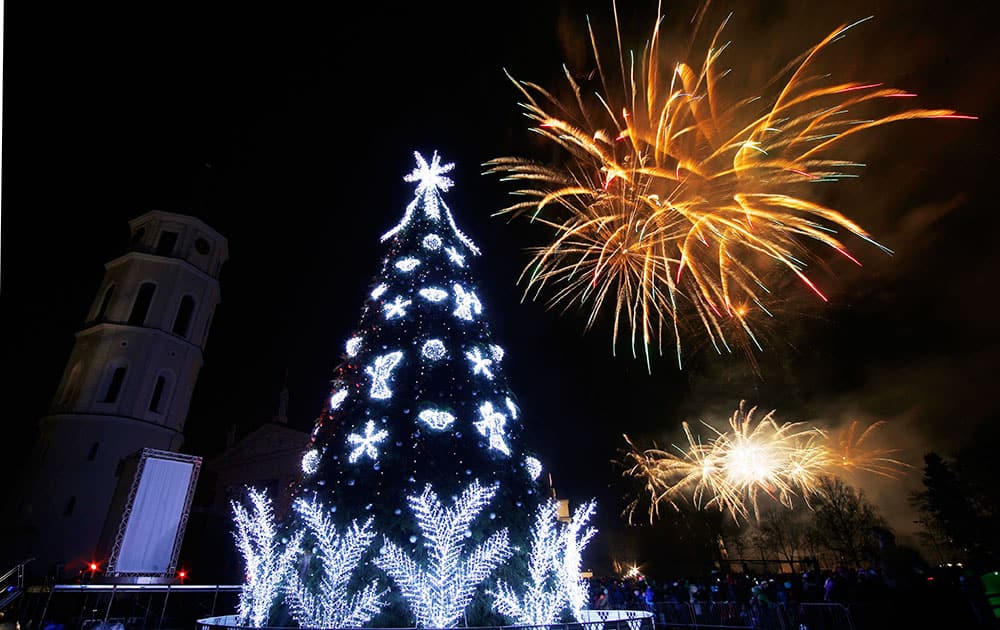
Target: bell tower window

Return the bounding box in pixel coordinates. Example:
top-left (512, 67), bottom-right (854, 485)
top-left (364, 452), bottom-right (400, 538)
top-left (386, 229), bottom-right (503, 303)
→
top-left (128, 282), bottom-right (156, 326)
top-left (102, 366), bottom-right (127, 403)
top-left (149, 375), bottom-right (168, 413)
top-left (96, 284), bottom-right (115, 321)
top-left (172, 296), bottom-right (196, 337)
top-left (156, 230), bottom-right (179, 255)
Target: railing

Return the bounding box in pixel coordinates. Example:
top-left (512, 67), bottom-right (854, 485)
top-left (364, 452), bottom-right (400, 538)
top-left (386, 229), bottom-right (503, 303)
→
top-left (0, 557), bottom-right (34, 610)
top-left (196, 610), bottom-right (656, 630)
top-left (14, 583), bottom-right (242, 630)
top-left (652, 600), bottom-right (857, 629)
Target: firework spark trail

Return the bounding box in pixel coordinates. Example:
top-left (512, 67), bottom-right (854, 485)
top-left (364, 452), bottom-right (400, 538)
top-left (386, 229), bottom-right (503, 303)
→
top-left (621, 402), bottom-right (909, 524)
top-left (485, 3), bottom-right (974, 370)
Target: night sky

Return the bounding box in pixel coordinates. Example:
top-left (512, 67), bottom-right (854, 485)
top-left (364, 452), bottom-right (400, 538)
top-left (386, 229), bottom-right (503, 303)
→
top-left (3, 0), bottom-right (998, 574)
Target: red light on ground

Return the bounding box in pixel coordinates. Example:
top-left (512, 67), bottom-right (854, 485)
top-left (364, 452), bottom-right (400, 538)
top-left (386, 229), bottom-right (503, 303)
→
top-left (927, 576), bottom-right (935, 581)
top-left (178, 570), bottom-right (187, 579)
top-left (89, 563), bottom-right (99, 572)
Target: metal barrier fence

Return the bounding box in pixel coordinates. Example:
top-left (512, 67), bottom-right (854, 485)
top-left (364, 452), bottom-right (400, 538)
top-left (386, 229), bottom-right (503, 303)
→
top-left (652, 601), bottom-right (856, 629)
top-left (11, 583), bottom-right (241, 630)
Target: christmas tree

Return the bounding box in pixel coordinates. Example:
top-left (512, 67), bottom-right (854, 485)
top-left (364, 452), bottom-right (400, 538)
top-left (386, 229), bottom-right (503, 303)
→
top-left (290, 150), bottom-right (548, 627)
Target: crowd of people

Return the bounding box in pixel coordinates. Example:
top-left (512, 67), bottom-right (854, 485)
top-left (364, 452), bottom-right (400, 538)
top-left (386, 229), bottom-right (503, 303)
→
top-left (584, 563), bottom-right (994, 627)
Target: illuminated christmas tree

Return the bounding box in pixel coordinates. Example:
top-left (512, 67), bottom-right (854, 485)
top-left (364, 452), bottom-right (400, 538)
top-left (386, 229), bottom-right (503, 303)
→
top-left (290, 150), bottom-right (548, 626)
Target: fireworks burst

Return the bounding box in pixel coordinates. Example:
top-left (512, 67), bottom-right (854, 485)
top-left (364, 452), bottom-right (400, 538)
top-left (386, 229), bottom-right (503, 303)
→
top-left (621, 402), bottom-right (908, 524)
top-left (485, 2), bottom-right (974, 370)
top-left (831, 419), bottom-right (912, 479)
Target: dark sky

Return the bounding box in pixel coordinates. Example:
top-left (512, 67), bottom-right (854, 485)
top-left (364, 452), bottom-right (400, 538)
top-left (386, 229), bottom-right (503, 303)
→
top-left (3, 0), bottom-right (999, 574)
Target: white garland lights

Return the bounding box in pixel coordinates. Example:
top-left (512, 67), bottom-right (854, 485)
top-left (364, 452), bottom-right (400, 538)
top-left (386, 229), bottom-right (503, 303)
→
top-left (452, 284), bottom-right (482, 321)
top-left (421, 339), bottom-right (446, 361)
top-left (418, 408), bottom-right (456, 431)
top-left (422, 234), bottom-right (442, 250)
top-left (375, 480), bottom-right (512, 628)
top-left (302, 449), bottom-right (321, 476)
top-left (524, 456), bottom-right (542, 481)
top-left (465, 347), bottom-right (494, 380)
top-left (366, 351), bottom-right (403, 399)
top-left (383, 296), bottom-right (412, 319)
top-left (231, 488), bottom-right (303, 628)
top-left (329, 390), bottom-right (348, 410)
top-left (345, 336), bottom-right (363, 357)
top-left (489, 500), bottom-right (566, 625)
top-left (371, 283), bottom-right (388, 299)
top-left (395, 257), bottom-right (421, 272)
top-left (489, 344), bottom-right (505, 362)
top-left (347, 420), bottom-right (389, 464)
top-left (284, 498), bottom-right (386, 629)
top-left (444, 245), bottom-right (465, 267)
top-left (418, 287), bottom-right (448, 302)
top-left (505, 396), bottom-right (519, 420)
top-left (381, 151), bottom-right (480, 256)
top-left (561, 499), bottom-right (599, 622)
top-left (475, 401), bottom-right (511, 456)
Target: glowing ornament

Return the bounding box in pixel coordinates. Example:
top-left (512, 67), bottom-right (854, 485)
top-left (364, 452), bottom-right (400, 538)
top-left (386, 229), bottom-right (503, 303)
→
top-left (418, 287), bottom-right (448, 302)
top-left (423, 234), bottom-right (442, 250)
top-left (330, 389), bottom-right (348, 410)
top-left (452, 284), bottom-right (483, 321)
top-left (365, 351), bottom-right (403, 399)
top-left (418, 409), bottom-right (456, 431)
top-left (465, 347), bottom-right (494, 380)
top-left (374, 480), bottom-right (511, 628)
top-left (347, 420), bottom-right (389, 464)
top-left (302, 449), bottom-right (321, 475)
top-left (524, 456), bottom-right (542, 481)
top-left (421, 339), bottom-right (447, 361)
top-left (445, 245), bottom-right (465, 268)
top-left (505, 396), bottom-right (519, 420)
top-left (475, 402), bottom-right (511, 456)
top-left (346, 336), bottom-right (363, 357)
top-left (489, 344), bottom-right (505, 362)
top-left (370, 283), bottom-right (388, 299)
top-left (395, 257), bottom-right (421, 272)
top-left (383, 296), bottom-right (412, 320)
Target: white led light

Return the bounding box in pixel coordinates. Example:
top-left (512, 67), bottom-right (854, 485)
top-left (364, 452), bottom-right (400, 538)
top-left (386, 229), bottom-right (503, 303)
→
top-left (445, 245), bottom-right (465, 268)
top-left (418, 409), bottom-right (456, 431)
top-left (374, 480), bottom-right (511, 628)
top-left (371, 283), bottom-right (388, 299)
top-left (465, 347), bottom-right (494, 380)
top-left (423, 234), bottom-right (442, 250)
top-left (421, 339), bottom-right (447, 361)
top-left (365, 351), bottom-right (403, 399)
top-left (330, 390), bottom-right (348, 410)
top-left (452, 284), bottom-right (483, 321)
top-left (383, 296), bottom-right (412, 319)
top-left (418, 287), bottom-right (448, 302)
top-left (231, 489), bottom-right (304, 628)
top-left (302, 449), bottom-right (321, 475)
top-left (489, 344), bottom-right (505, 362)
top-left (347, 420), bottom-right (389, 464)
top-left (489, 500), bottom-right (564, 625)
top-left (395, 257), bottom-right (421, 272)
top-left (505, 396), bottom-right (518, 420)
top-left (524, 456), bottom-right (542, 481)
top-left (475, 401), bottom-right (510, 456)
top-left (285, 499), bottom-right (384, 628)
top-left (346, 336), bottom-right (363, 357)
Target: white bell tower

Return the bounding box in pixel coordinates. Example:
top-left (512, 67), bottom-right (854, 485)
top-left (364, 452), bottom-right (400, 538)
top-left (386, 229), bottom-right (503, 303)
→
top-left (14, 210), bottom-right (228, 578)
